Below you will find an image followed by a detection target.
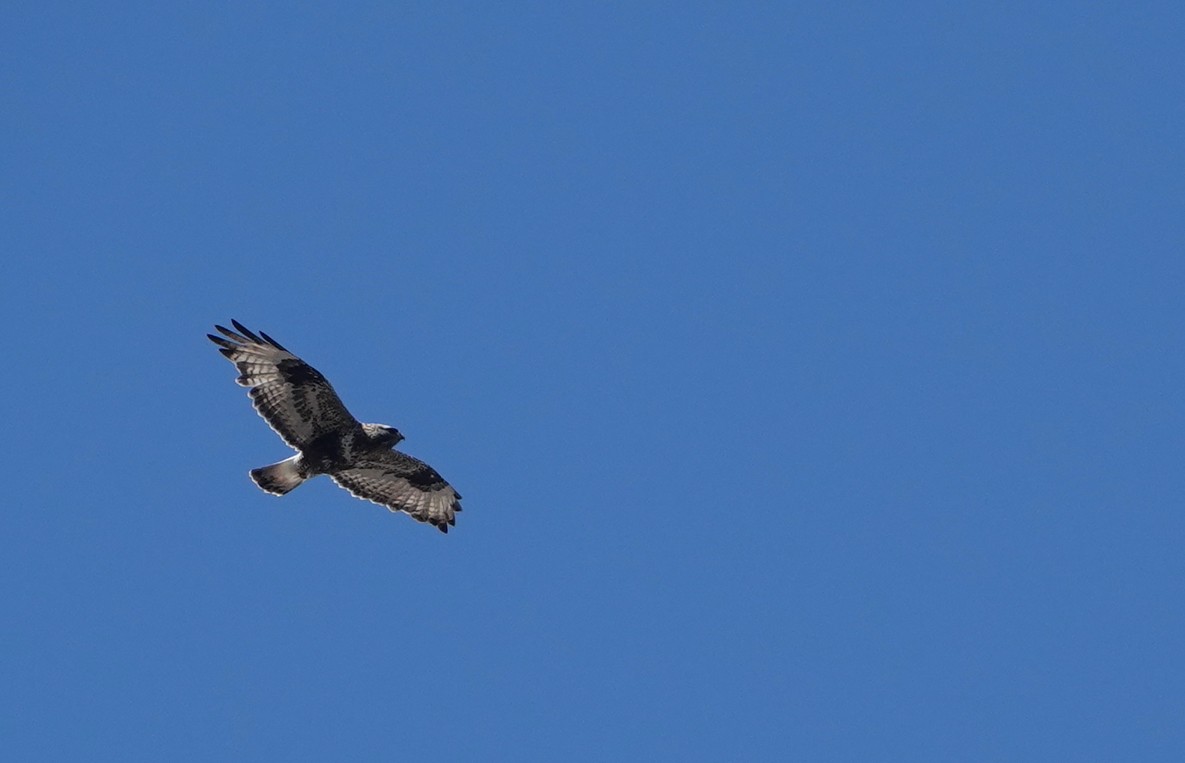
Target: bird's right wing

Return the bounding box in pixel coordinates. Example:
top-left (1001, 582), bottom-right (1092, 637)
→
top-left (208, 320), bottom-right (359, 449)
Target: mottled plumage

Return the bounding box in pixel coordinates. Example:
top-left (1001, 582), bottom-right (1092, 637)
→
top-left (208, 320), bottom-right (462, 533)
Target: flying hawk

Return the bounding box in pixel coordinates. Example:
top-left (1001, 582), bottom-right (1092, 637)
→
top-left (208, 320), bottom-right (462, 533)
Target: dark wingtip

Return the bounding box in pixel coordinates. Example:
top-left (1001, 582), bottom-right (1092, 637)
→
top-left (230, 319), bottom-right (263, 343)
top-left (214, 323), bottom-right (248, 342)
top-left (259, 330), bottom-right (289, 351)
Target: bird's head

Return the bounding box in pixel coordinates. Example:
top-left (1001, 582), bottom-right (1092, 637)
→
top-left (362, 423), bottom-right (404, 448)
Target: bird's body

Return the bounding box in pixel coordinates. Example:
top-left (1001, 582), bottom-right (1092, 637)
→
top-left (208, 320), bottom-right (462, 533)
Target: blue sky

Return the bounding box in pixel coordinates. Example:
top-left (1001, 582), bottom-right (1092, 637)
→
top-left (3, 3), bottom-right (1183, 760)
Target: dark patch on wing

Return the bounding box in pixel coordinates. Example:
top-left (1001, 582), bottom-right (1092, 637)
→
top-left (405, 463), bottom-right (447, 490)
top-left (277, 358), bottom-right (327, 386)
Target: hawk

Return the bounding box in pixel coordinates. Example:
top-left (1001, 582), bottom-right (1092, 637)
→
top-left (208, 320), bottom-right (462, 533)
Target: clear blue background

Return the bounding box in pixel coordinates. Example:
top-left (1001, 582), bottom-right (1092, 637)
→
top-left (3, 3), bottom-right (1183, 760)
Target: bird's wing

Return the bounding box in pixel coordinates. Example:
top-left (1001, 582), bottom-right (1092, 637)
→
top-left (330, 450), bottom-right (463, 533)
top-left (208, 320), bottom-right (359, 449)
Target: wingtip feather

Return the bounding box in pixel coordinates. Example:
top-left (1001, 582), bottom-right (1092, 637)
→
top-left (258, 330), bottom-right (289, 351)
top-left (231, 319), bottom-right (264, 343)
top-left (215, 324), bottom-right (248, 342)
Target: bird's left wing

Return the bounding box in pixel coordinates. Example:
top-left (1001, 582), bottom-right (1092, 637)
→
top-left (330, 450), bottom-right (463, 533)
top-left (208, 320), bottom-right (359, 449)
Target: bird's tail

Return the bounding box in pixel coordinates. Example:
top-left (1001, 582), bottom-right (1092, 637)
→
top-left (250, 456), bottom-right (307, 496)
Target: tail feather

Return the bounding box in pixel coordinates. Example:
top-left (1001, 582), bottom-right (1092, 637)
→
top-left (250, 456), bottom-right (307, 496)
